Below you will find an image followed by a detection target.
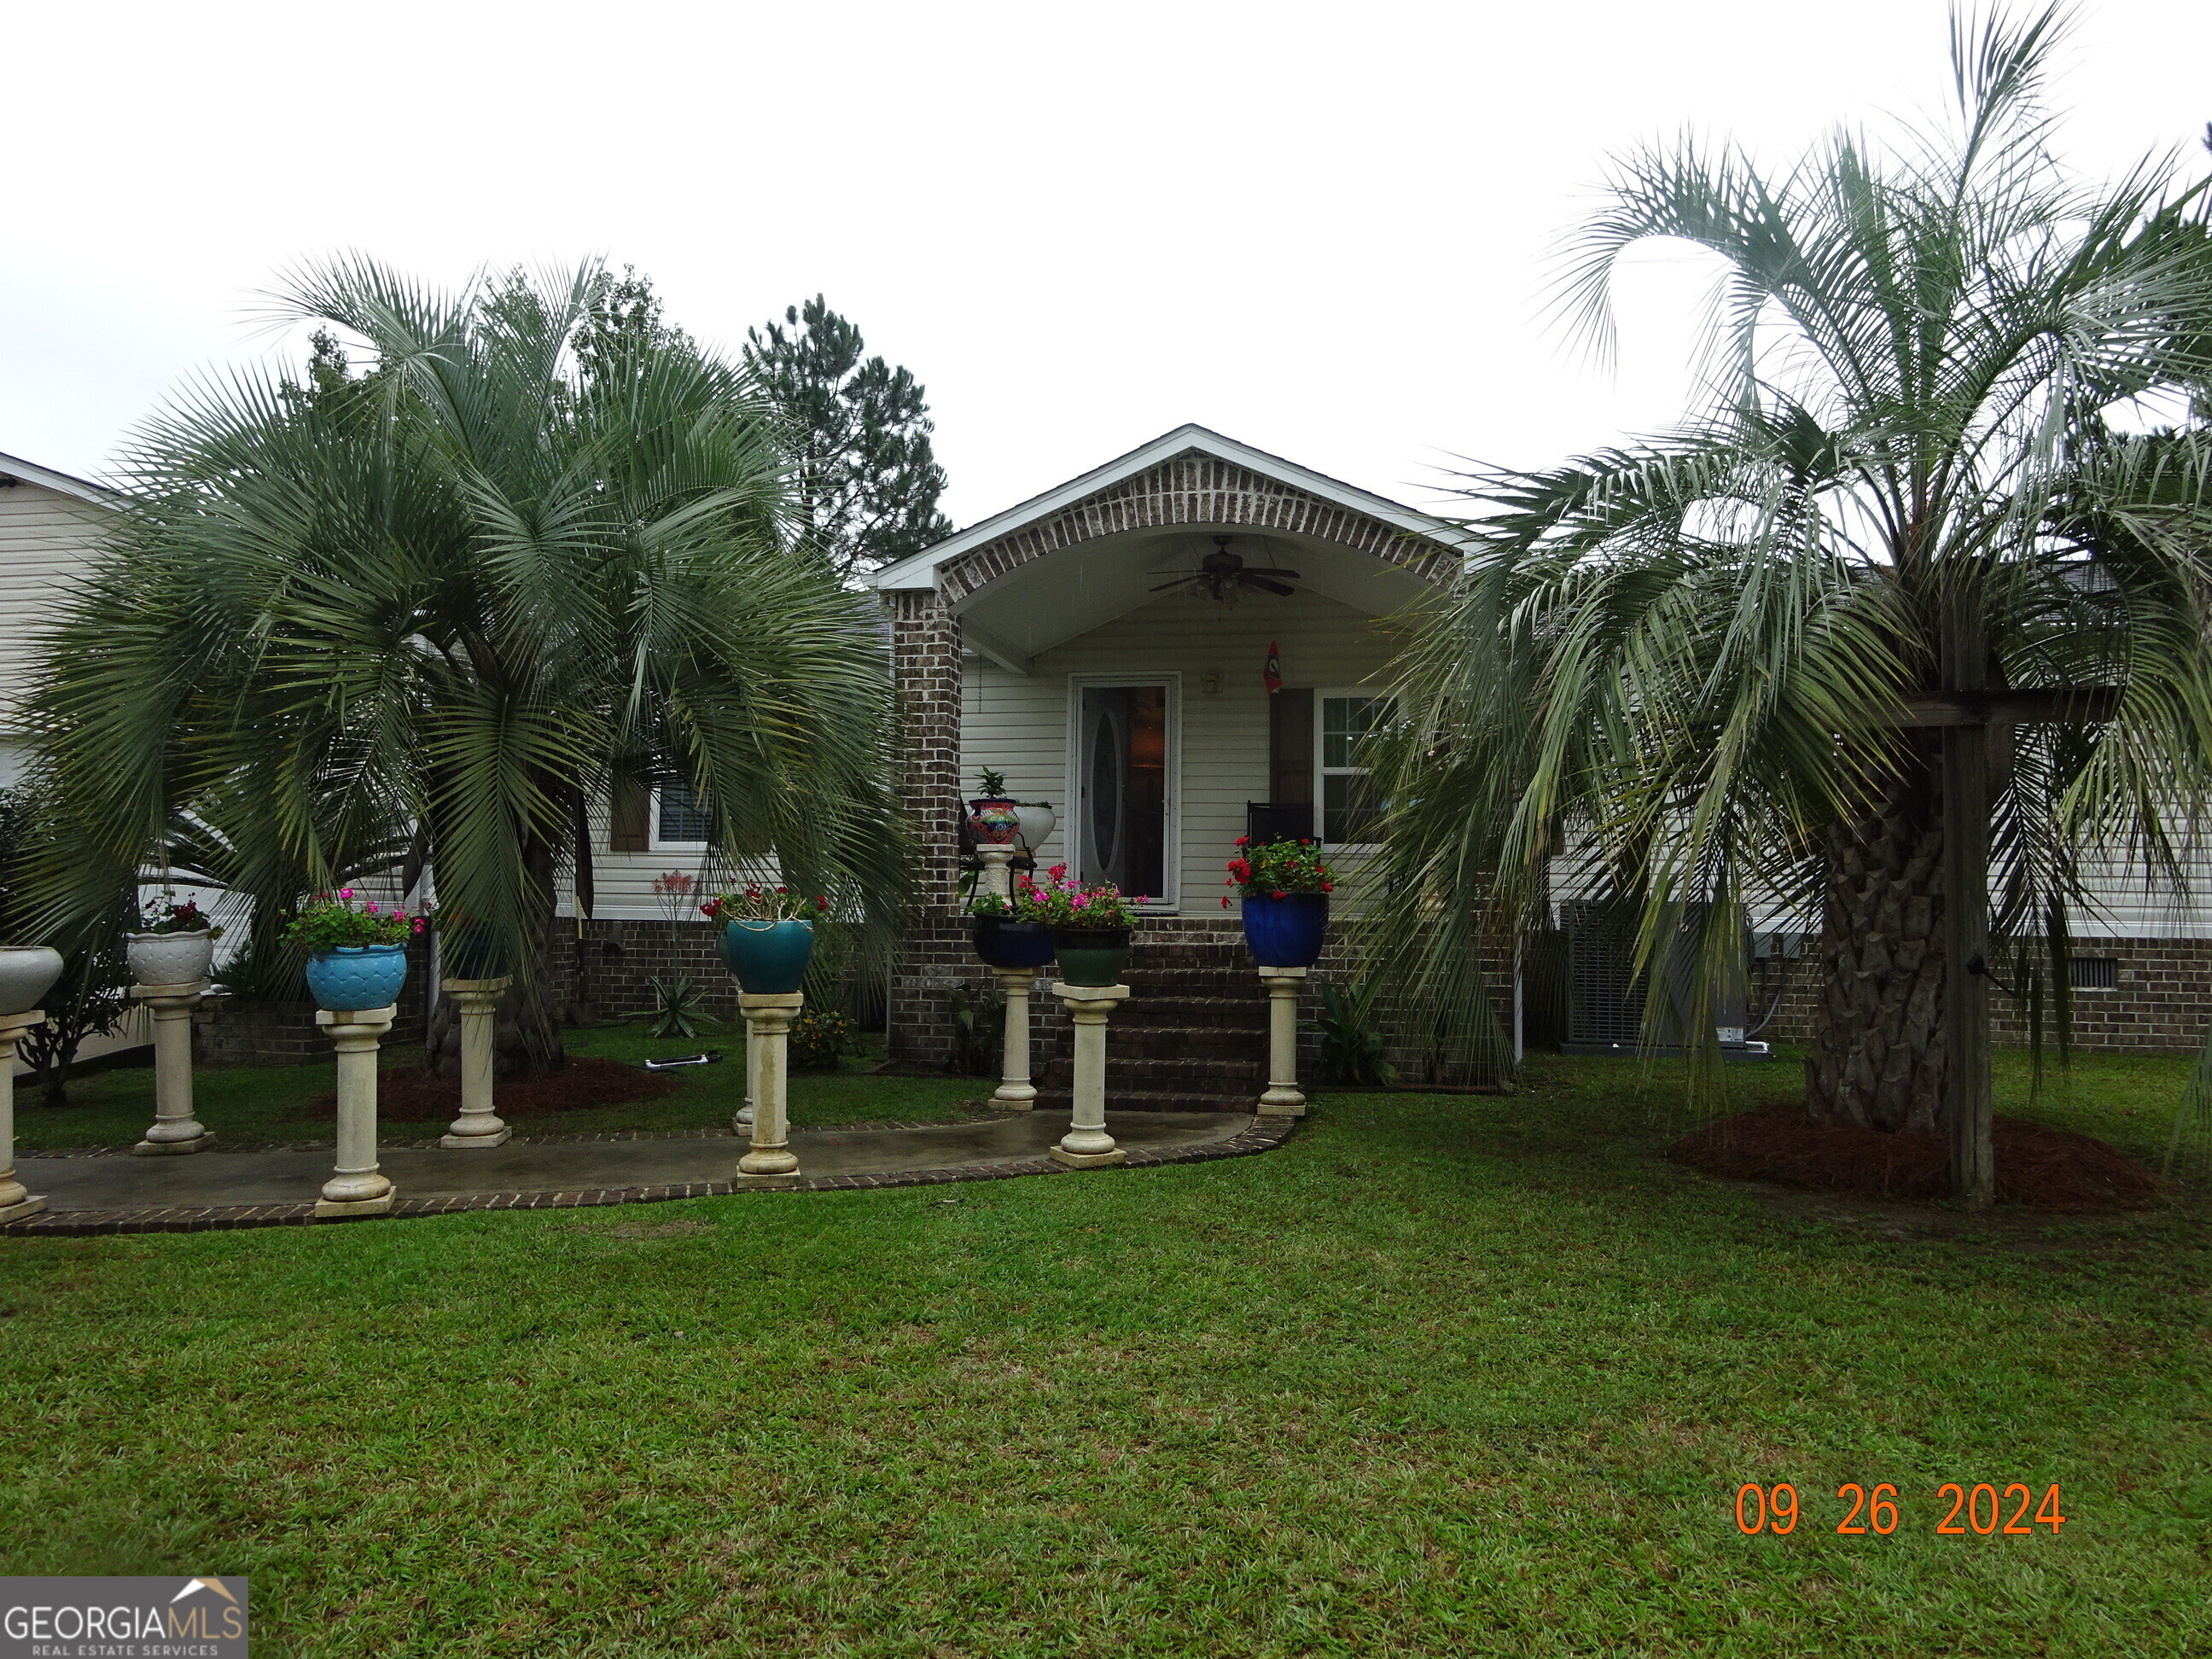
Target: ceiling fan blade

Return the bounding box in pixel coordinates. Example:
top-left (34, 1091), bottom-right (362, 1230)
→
top-left (1150, 579), bottom-right (1197, 592)
top-left (1242, 567), bottom-right (1301, 578)
top-left (1244, 576), bottom-right (1296, 597)
top-left (1146, 567), bottom-right (1196, 576)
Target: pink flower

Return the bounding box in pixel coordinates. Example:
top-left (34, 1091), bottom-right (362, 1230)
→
top-left (340, 888), bottom-right (353, 899)
top-left (364, 902), bottom-right (379, 914)
top-left (1072, 894), bottom-right (1090, 910)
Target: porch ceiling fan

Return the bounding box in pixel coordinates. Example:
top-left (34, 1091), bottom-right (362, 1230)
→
top-left (1147, 535), bottom-right (1301, 602)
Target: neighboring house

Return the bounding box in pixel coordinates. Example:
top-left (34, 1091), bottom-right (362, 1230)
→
top-left (0, 451), bottom-right (116, 786)
top-left (0, 451), bottom-right (152, 1069)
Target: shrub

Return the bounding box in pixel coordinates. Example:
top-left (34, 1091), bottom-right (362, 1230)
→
top-left (1306, 978), bottom-right (1396, 1086)
top-left (940, 981), bottom-right (1004, 1077)
top-left (789, 1006), bottom-right (857, 1072)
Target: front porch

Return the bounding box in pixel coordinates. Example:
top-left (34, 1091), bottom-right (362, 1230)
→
top-left (871, 425), bottom-right (1482, 1074)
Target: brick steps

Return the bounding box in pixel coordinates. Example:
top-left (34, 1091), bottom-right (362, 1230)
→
top-left (1027, 934), bottom-right (1275, 1113)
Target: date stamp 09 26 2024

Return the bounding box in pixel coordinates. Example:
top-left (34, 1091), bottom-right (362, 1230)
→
top-left (1733, 1482), bottom-right (2068, 1536)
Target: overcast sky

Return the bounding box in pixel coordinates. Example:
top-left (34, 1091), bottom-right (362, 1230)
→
top-left (3, 1), bottom-right (2206, 524)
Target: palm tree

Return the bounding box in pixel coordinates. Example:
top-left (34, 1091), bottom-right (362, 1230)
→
top-left (26, 258), bottom-right (909, 1074)
top-left (1367, 5), bottom-right (2212, 1202)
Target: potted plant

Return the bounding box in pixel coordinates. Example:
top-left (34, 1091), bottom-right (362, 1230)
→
top-left (968, 891), bottom-right (1057, 969)
top-left (125, 896), bottom-right (224, 987)
top-left (966, 766), bottom-right (1021, 847)
top-left (1013, 799), bottom-right (1056, 850)
top-left (0, 946), bottom-right (64, 1016)
top-left (1224, 837), bottom-right (1334, 968)
top-left (1011, 864), bottom-right (1138, 986)
top-left (282, 888), bottom-right (424, 1011)
top-left (706, 884), bottom-right (828, 995)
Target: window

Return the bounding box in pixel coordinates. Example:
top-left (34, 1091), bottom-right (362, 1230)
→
top-left (2068, 956), bottom-right (2118, 990)
top-left (1317, 693), bottom-right (1393, 845)
top-left (655, 783), bottom-right (712, 847)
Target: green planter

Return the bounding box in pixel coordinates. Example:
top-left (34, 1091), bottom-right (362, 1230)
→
top-left (1049, 926), bottom-right (1131, 987)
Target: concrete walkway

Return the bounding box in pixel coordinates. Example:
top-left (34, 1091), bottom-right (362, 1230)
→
top-left (3, 1109), bottom-right (1289, 1236)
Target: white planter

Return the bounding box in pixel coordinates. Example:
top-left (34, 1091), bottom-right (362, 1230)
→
top-left (0, 946), bottom-right (63, 1016)
top-left (126, 930), bottom-right (215, 988)
top-left (1014, 803), bottom-right (1057, 849)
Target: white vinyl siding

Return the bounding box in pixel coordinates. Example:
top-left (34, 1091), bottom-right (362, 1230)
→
top-left (0, 482), bottom-right (111, 733)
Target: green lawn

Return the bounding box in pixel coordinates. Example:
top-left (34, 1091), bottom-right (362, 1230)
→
top-left (3, 1053), bottom-right (2207, 1656)
top-left (10, 1021), bottom-right (987, 1150)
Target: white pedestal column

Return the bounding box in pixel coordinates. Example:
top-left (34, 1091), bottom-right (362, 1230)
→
top-left (737, 992), bottom-right (805, 1186)
top-left (992, 967), bottom-right (1039, 1110)
top-left (0, 1009), bottom-right (49, 1223)
top-left (130, 979), bottom-right (212, 1155)
top-left (439, 975), bottom-right (513, 1148)
top-left (974, 844), bottom-right (1018, 901)
top-left (1257, 967), bottom-right (1309, 1117)
top-left (1051, 981), bottom-right (1129, 1167)
top-left (316, 1004), bottom-right (397, 1218)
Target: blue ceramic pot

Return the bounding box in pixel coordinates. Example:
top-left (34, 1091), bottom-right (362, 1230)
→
top-left (305, 944), bottom-right (410, 1011)
top-left (972, 915), bottom-right (1057, 969)
top-left (1241, 892), bottom-right (1330, 968)
top-left (722, 918), bottom-right (814, 994)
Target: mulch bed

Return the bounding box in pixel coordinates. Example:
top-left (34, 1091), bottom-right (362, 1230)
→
top-left (306, 1057), bottom-right (676, 1123)
top-left (1668, 1103), bottom-right (2166, 1212)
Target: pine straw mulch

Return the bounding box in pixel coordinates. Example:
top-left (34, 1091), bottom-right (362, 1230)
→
top-left (305, 1056), bottom-right (677, 1123)
top-left (1668, 1102), bottom-right (2168, 1212)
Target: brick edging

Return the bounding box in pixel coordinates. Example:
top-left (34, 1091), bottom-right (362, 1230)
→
top-left (0, 1117), bottom-right (1298, 1237)
top-left (17, 1108), bottom-right (1006, 1161)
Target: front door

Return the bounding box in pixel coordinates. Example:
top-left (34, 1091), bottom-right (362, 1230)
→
top-left (1074, 682), bottom-right (1173, 906)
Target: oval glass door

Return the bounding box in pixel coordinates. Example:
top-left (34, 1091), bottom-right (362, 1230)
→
top-left (1077, 684), bottom-right (1169, 902)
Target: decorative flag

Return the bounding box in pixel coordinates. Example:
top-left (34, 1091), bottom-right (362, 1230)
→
top-left (1263, 642), bottom-right (1283, 695)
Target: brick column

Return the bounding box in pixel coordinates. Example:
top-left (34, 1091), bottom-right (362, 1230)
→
top-left (890, 588), bottom-right (963, 909)
top-left (888, 588), bottom-right (970, 1066)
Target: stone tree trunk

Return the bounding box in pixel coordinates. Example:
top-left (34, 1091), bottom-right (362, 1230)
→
top-left (1807, 738), bottom-right (1947, 1133)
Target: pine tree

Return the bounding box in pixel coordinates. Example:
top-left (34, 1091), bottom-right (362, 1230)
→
top-left (745, 295), bottom-right (953, 577)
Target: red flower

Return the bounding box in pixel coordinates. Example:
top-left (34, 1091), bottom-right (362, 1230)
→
top-left (1048, 863), bottom-right (1068, 880)
top-left (1271, 889), bottom-right (1287, 899)
top-left (1220, 896), bottom-right (1231, 908)
top-left (815, 895), bottom-right (829, 909)
top-left (1322, 882), bottom-right (1335, 893)
top-left (700, 903), bottom-right (713, 916)
top-left (1235, 836), bottom-right (1249, 847)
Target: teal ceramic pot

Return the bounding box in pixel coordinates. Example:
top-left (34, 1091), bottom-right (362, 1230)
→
top-left (1048, 925), bottom-right (1131, 987)
top-left (305, 944), bottom-right (410, 1011)
top-left (722, 918), bottom-right (815, 994)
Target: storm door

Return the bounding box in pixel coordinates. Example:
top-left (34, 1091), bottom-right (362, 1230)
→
top-left (1073, 682), bottom-right (1173, 906)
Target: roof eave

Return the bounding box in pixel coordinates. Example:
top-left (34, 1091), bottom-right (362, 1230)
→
top-left (866, 422), bottom-right (1470, 591)
top-left (0, 451), bottom-right (118, 509)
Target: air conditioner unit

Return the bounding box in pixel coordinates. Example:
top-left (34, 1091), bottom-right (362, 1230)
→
top-left (1557, 899), bottom-right (1771, 1060)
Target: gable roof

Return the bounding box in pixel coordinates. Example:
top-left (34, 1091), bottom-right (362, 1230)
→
top-left (867, 423), bottom-right (1465, 591)
top-left (0, 450), bottom-right (116, 509)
